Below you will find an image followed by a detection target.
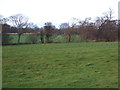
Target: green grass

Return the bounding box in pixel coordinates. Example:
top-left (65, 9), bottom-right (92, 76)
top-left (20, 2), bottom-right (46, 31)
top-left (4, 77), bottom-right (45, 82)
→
top-left (4, 35), bottom-right (82, 43)
top-left (2, 42), bottom-right (118, 88)
top-left (9, 35), bottom-right (31, 43)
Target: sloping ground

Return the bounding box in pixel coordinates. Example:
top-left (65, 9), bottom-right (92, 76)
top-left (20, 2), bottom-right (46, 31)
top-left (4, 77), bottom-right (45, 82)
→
top-left (2, 42), bottom-right (118, 88)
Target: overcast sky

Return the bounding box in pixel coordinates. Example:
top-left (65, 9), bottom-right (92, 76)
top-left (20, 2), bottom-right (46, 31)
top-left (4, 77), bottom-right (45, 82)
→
top-left (0, 0), bottom-right (119, 28)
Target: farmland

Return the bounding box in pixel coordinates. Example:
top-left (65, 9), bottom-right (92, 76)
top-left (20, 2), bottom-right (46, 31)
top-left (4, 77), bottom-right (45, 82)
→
top-left (2, 42), bottom-right (118, 88)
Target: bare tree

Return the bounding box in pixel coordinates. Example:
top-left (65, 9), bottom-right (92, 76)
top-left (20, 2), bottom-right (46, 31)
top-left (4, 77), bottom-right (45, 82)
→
top-left (103, 8), bottom-right (114, 20)
top-left (0, 15), bottom-right (9, 24)
top-left (98, 20), bottom-right (118, 42)
top-left (69, 18), bottom-right (80, 27)
top-left (77, 17), bottom-right (94, 41)
top-left (95, 8), bottom-right (117, 42)
top-left (60, 23), bottom-right (72, 42)
top-left (39, 28), bottom-right (44, 43)
top-left (9, 14), bottom-right (29, 43)
top-left (60, 18), bottom-right (80, 43)
top-left (44, 22), bottom-right (55, 43)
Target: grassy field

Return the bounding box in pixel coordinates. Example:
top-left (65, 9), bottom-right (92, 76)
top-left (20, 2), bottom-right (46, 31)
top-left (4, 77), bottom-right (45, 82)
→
top-left (2, 42), bottom-right (118, 88)
top-left (3, 34), bottom-right (82, 43)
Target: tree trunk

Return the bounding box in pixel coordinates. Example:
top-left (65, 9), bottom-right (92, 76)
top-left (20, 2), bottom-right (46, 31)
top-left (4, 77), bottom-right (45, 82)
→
top-left (41, 36), bottom-right (44, 43)
top-left (17, 34), bottom-right (21, 43)
top-left (40, 31), bottom-right (44, 43)
top-left (68, 34), bottom-right (71, 43)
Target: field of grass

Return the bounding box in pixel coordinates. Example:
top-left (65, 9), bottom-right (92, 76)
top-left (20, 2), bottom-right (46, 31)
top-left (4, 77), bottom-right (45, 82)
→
top-left (2, 42), bottom-right (118, 88)
top-left (3, 34), bottom-right (82, 43)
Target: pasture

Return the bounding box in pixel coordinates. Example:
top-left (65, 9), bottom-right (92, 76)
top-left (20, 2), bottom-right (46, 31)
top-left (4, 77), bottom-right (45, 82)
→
top-left (2, 42), bottom-right (118, 88)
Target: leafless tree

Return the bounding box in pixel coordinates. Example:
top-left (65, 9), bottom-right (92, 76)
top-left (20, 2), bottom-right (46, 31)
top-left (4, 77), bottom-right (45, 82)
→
top-left (60, 23), bottom-right (72, 42)
top-left (77, 17), bottom-right (96, 41)
top-left (98, 20), bottom-right (118, 41)
top-left (94, 8), bottom-right (118, 42)
top-left (44, 22), bottom-right (55, 43)
top-left (103, 8), bottom-right (114, 20)
top-left (39, 28), bottom-right (44, 43)
top-left (9, 14), bottom-right (29, 43)
top-left (0, 15), bottom-right (9, 24)
top-left (60, 18), bottom-right (80, 43)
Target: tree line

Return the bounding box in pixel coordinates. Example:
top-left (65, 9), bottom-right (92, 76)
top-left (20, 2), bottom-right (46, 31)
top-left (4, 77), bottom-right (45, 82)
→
top-left (1, 8), bottom-right (119, 44)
